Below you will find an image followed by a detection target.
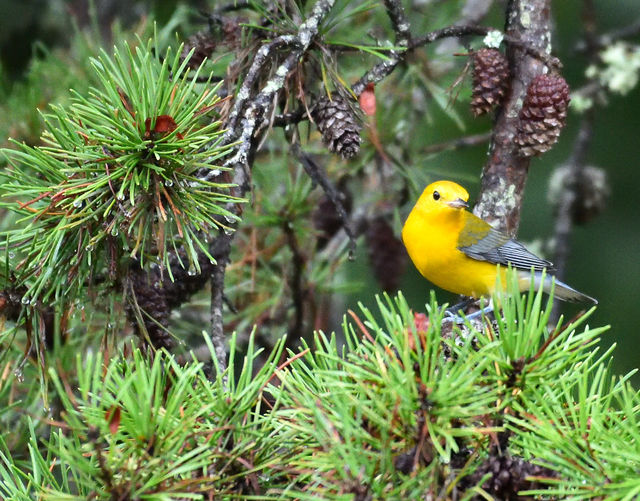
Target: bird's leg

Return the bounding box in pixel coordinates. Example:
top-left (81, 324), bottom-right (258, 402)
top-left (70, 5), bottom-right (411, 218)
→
top-left (461, 302), bottom-right (494, 321)
top-left (443, 298), bottom-right (494, 324)
top-left (444, 297), bottom-right (476, 317)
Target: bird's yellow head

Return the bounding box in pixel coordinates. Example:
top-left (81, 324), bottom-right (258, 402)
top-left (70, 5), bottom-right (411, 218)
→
top-left (413, 180), bottom-right (470, 214)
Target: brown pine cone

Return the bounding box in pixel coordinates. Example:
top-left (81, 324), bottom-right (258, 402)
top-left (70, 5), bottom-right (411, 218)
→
top-left (126, 251), bottom-right (216, 350)
top-left (548, 165), bottom-right (609, 224)
top-left (365, 216), bottom-right (408, 293)
top-left (312, 95), bottom-right (362, 159)
top-left (515, 74), bottom-right (570, 157)
top-left (182, 32), bottom-right (217, 69)
top-left (126, 265), bottom-right (173, 350)
top-left (462, 454), bottom-right (556, 500)
top-left (312, 183), bottom-right (353, 249)
top-left (470, 48), bottom-right (510, 116)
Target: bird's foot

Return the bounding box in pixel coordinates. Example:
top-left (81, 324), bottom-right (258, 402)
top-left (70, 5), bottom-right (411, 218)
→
top-left (463, 304), bottom-right (494, 321)
top-left (443, 298), bottom-right (476, 322)
top-left (443, 301), bottom-right (494, 324)
top-left (443, 309), bottom-right (466, 324)
top-left (444, 298), bottom-right (476, 317)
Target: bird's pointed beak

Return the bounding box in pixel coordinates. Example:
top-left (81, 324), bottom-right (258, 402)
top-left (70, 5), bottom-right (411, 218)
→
top-left (447, 198), bottom-right (469, 209)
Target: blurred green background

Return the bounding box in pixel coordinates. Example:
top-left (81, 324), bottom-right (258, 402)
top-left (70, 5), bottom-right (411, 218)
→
top-left (1, 0), bottom-right (639, 382)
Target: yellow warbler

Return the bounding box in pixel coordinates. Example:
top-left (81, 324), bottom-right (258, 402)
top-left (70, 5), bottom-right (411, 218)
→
top-left (402, 180), bottom-right (596, 304)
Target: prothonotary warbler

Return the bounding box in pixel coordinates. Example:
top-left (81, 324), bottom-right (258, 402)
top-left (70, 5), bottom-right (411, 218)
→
top-left (402, 180), bottom-right (597, 305)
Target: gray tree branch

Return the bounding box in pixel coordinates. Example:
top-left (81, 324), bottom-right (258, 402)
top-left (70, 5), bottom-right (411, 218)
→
top-left (206, 0), bottom-right (337, 373)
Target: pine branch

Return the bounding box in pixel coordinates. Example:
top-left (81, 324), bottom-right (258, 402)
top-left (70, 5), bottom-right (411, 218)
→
top-left (382, 0), bottom-right (412, 47)
top-left (209, 235), bottom-right (231, 371)
top-left (350, 0), bottom-right (414, 98)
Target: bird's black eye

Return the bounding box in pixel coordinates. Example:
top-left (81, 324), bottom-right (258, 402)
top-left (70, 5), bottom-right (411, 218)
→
top-left (432, 191), bottom-right (440, 201)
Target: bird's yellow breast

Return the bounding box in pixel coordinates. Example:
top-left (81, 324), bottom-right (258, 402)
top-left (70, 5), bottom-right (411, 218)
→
top-left (402, 205), bottom-right (503, 298)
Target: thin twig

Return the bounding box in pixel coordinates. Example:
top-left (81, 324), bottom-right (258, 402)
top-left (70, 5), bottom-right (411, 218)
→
top-left (353, 25), bottom-right (489, 96)
top-left (272, 108), bottom-right (307, 127)
top-left (502, 34), bottom-right (562, 71)
top-left (409, 25), bottom-right (490, 50)
top-left (351, 0), bottom-right (413, 98)
top-left (290, 141), bottom-right (357, 258)
top-left (383, 0), bottom-right (412, 47)
top-left (421, 132), bottom-right (492, 154)
top-left (283, 218), bottom-right (305, 340)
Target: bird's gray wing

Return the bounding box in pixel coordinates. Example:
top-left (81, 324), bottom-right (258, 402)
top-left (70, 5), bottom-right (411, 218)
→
top-left (457, 217), bottom-right (554, 272)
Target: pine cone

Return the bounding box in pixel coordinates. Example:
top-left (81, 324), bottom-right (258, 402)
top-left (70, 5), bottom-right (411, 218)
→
top-left (548, 165), bottom-right (609, 224)
top-left (312, 184), bottom-right (353, 249)
top-left (164, 251), bottom-right (216, 309)
top-left (312, 95), bottom-right (362, 159)
top-left (365, 216), bottom-right (408, 292)
top-left (471, 48), bottom-right (510, 116)
top-left (182, 32), bottom-right (217, 69)
top-left (462, 454), bottom-right (556, 500)
top-left (126, 252), bottom-right (216, 350)
top-left (515, 74), bottom-right (570, 157)
top-left (220, 17), bottom-right (243, 50)
top-left (126, 266), bottom-right (173, 350)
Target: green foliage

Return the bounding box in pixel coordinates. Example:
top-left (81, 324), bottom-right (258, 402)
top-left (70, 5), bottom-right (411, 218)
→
top-left (1, 38), bottom-right (239, 304)
top-left (0, 333), bottom-right (291, 499)
top-left (2, 276), bottom-right (638, 499)
top-left (1, 2), bottom-right (639, 500)
top-left (272, 294), bottom-right (497, 498)
top-left (224, 161), bottom-right (353, 339)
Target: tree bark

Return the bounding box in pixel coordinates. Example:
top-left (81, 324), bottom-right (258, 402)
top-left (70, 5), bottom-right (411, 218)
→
top-left (473, 0), bottom-right (552, 235)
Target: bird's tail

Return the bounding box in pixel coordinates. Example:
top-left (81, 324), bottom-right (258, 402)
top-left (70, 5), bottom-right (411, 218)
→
top-left (532, 271), bottom-right (597, 305)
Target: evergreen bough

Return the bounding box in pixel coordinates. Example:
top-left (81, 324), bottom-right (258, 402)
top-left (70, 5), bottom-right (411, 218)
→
top-left (1, 275), bottom-right (638, 500)
top-left (1, 38), bottom-right (239, 305)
